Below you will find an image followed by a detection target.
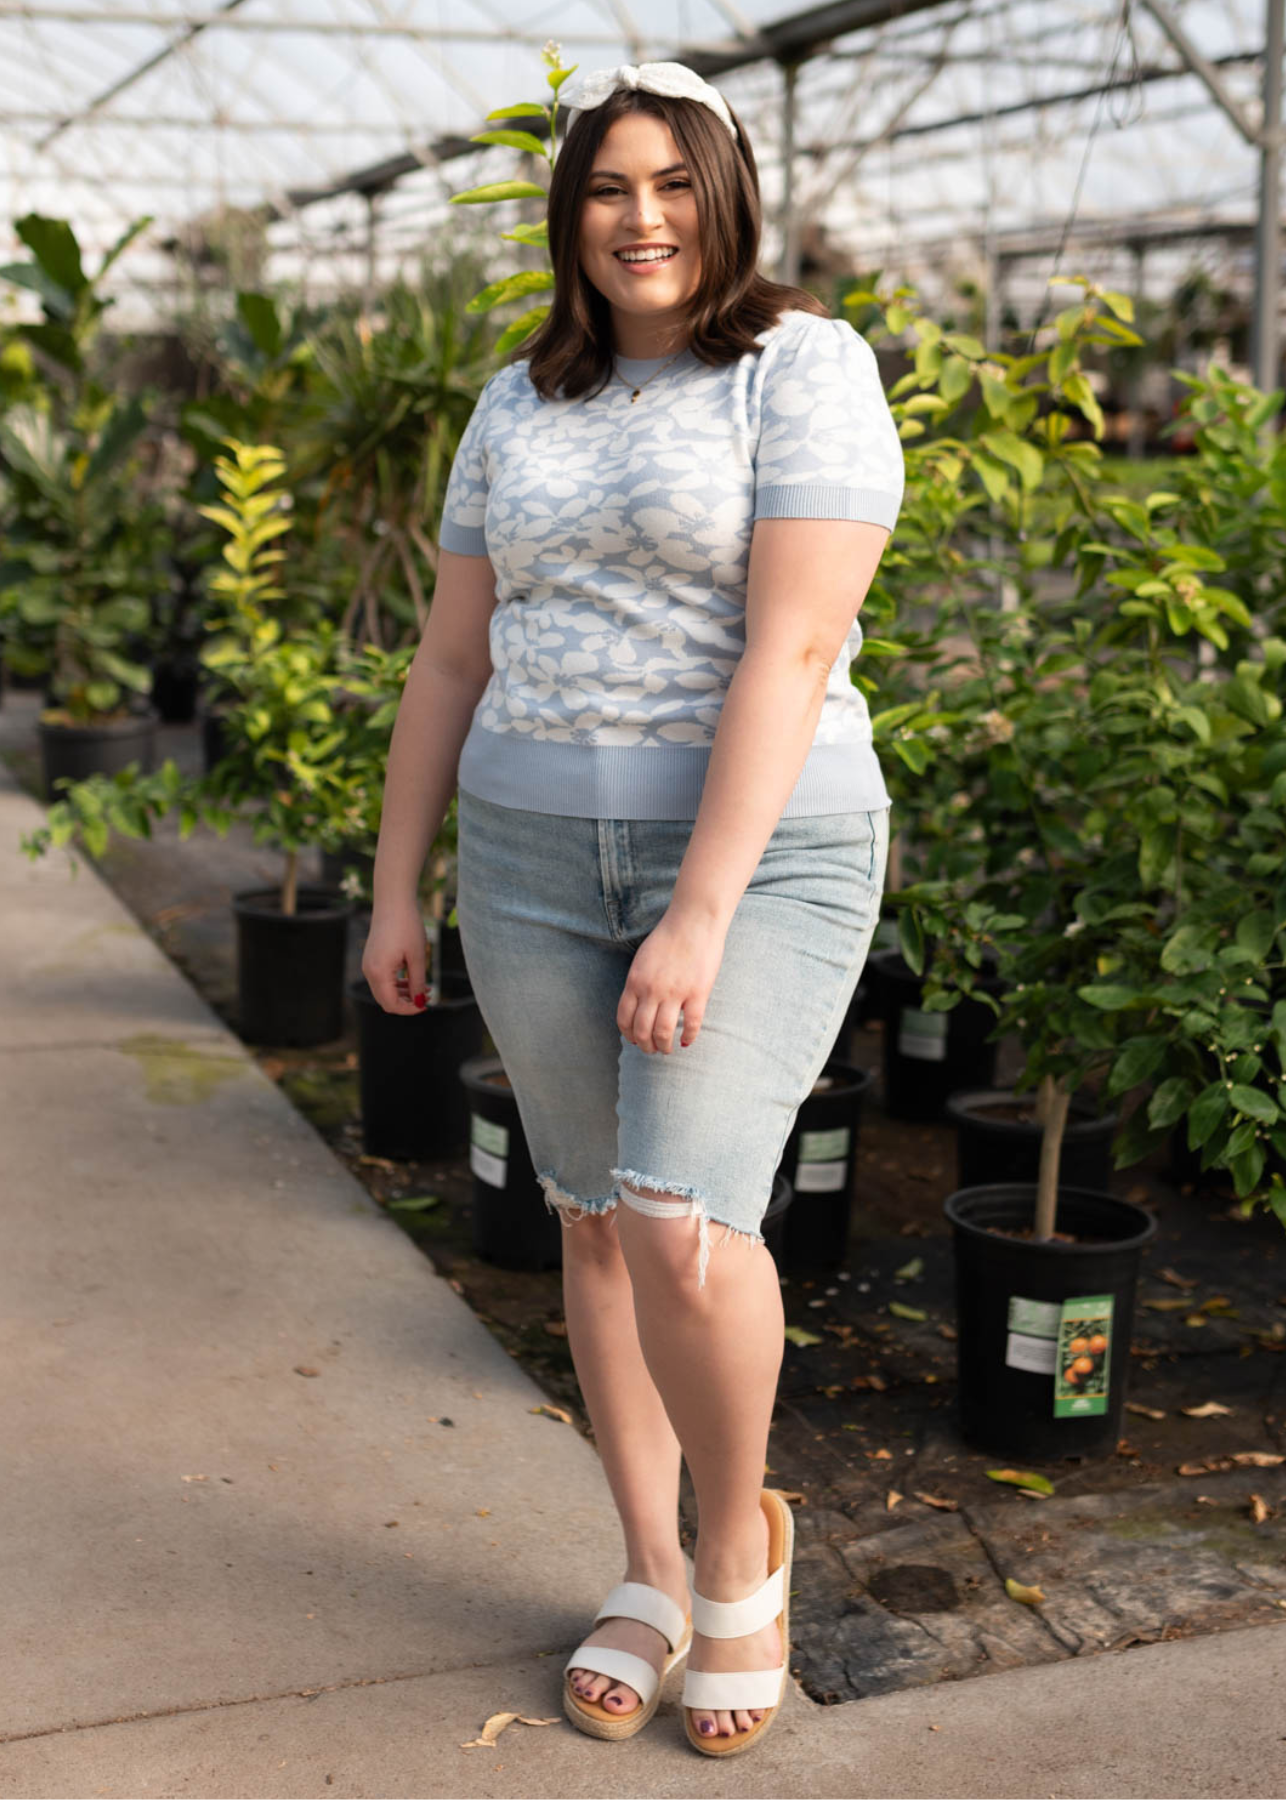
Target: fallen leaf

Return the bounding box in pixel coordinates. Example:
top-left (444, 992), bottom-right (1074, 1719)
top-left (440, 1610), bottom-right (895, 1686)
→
top-left (1249, 1493), bottom-right (1272, 1523)
top-left (818, 1383), bottom-right (847, 1399)
top-left (542, 1320), bottom-right (568, 1337)
top-left (888, 1301), bottom-right (928, 1321)
top-left (386, 1194), bottom-right (442, 1213)
top-left (986, 1468), bottom-right (1055, 1495)
top-left (1181, 1401), bottom-right (1233, 1417)
top-left (1142, 1297), bottom-right (1192, 1311)
top-left (886, 1489), bottom-right (903, 1510)
top-left (1198, 1295), bottom-right (1234, 1312)
top-left (1005, 1577), bottom-right (1047, 1605)
top-left (893, 1256), bottom-right (924, 1280)
top-left (1158, 1267), bottom-right (1199, 1289)
top-left (476, 1508), bottom-right (491, 1517)
top-left (358, 1155), bottom-right (397, 1170)
top-left (1231, 1450), bottom-right (1285, 1467)
top-left (1125, 1401), bottom-right (1166, 1419)
top-left (784, 1325), bottom-right (823, 1347)
top-left (294, 1366), bottom-right (320, 1378)
top-left (872, 1447), bottom-right (893, 1459)
top-left (529, 1405), bottom-right (571, 1424)
top-left (937, 1322), bottom-right (958, 1340)
top-left (1183, 1314), bottom-right (1209, 1328)
top-left (460, 1711), bottom-right (559, 1749)
top-left (852, 1373), bottom-right (889, 1391)
top-left (913, 1491), bottom-right (959, 1511)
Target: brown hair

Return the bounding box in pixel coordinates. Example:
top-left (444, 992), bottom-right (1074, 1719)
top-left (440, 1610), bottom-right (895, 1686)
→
top-left (510, 84), bottom-right (830, 401)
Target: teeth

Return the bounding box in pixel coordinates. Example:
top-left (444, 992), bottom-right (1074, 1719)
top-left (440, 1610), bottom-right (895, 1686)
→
top-left (617, 248), bottom-right (677, 262)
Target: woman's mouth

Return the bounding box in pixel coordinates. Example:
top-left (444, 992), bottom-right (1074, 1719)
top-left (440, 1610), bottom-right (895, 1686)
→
top-left (614, 246), bottom-right (679, 274)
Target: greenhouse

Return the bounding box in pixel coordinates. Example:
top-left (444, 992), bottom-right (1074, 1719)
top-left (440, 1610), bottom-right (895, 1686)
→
top-left (1, 3), bottom-right (1285, 1793)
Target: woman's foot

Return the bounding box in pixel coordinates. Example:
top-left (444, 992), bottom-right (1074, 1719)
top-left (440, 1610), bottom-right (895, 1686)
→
top-left (567, 1563), bottom-right (692, 1715)
top-left (687, 1501), bottom-right (781, 1739)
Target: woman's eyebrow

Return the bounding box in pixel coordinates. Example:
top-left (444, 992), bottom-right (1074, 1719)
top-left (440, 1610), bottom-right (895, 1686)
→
top-left (590, 162), bottom-right (690, 179)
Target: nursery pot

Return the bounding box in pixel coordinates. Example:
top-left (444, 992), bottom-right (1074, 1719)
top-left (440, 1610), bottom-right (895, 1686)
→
top-left (38, 707), bottom-right (159, 802)
top-left (946, 1088), bottom-right (1120, 1193)
top-left (459, 1055), bottom-right (561, 1270)
top-left (870, 949), bottom-right (1002, 1121)
top-left (349, 971), bottom-right (485, 1161)
top-left (778, 1061), bottom-right (874, 1270)
top-left (232, 883), bottom-right (354, 1047)
top-left (943, 1184), bottom-right (1157, 1461)
top-left (150, 657), bottom-right (200, 724)
top-left (759, 1168), bottom-right (795, 1267)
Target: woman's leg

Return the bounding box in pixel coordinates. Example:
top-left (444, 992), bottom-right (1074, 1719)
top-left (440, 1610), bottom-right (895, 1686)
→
top-left (561, 1210), bottom-right (693, 1715)
top-left (612, 1186), bottom-right (785, 1740)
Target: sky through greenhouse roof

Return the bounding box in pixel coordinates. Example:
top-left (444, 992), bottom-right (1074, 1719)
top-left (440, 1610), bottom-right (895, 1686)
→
top-left (0, 0), bottom-right (1273, 327)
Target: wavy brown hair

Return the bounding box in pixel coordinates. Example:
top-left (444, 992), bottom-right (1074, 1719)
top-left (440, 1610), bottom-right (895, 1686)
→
top-left (511, 83), bottom-right (830, 401)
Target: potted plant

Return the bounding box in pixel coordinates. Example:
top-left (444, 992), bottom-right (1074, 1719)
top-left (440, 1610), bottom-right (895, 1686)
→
top-left (0, 214), bottom-right (174, 797)
top-left (880, 282), bottom-right (1285, 1461)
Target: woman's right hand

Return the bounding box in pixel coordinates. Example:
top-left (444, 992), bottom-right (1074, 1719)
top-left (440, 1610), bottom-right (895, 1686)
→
top-left (362, 899), bottom-right (430, 1013)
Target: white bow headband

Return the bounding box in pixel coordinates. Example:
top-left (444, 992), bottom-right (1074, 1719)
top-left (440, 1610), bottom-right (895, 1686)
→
top-left (560, 61), bottom-right (738, 142)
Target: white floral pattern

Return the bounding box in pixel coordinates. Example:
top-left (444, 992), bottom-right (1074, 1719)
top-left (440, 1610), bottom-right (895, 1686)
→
top-left (439, 308), bottom-right (904, 816)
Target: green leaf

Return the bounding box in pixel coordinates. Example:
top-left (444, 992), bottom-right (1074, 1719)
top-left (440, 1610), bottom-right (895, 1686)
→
top-left (237, 291), bottom-right (284, 358)
top-left (986, 1468), bottom-right (1055, 1495)
top-left (1106, 1036), bottom-right (1168, 1096)
top-left (1187, 1081), bottom-right (1229, 1149)
top-left (470, 128), bottom-right (548, 156)
top-left (897, 906), bottom-right (925, 976)
top-left (465, 268), bottom-right (556, 315)
top-left (1148, 1077), bottom-right (1194, 1131)
top-left (495, 304), bottom-right (550, 355)
top-left (1228, 1085), bottom-right (1278, 1125)
top-left (888, 1301), bottom-right (927, 1321)
top-left (15, 213), bottom-right (85, 293)
top-left (783, 1325), bottom-right (822, 1347)
top-left (449, 180), bottom-right (548, 205)
top-left (1077, 984), bottom-right (1146, 1010)
top-left (1235, 912), bottom-right (1277, 960)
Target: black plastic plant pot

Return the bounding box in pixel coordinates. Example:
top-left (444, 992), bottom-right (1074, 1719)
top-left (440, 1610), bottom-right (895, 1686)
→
top-left (869, 948), bottom-right (1002, 1122)
top-left (350, 971), bottom-right (486, 1161)
top-left (201, 708), bottom-right (231, 773)
top-left (759, 1168), bottom-right (794, 1267)
top-left (459, 1054), bottom-right (562, 1270)
top-left (943, 1184), bottom-right (1157, 1462)
top-left (778, 1062), bottom-right (874, 1270)
top-left (946, 1088), bottom-right (1120, 1193)
top-left (151, 659), bottom-right (199, 724)
top-left (232, 884), bottom-right (354, 1047)
top-left (38, 708), bottom-right (159, 802)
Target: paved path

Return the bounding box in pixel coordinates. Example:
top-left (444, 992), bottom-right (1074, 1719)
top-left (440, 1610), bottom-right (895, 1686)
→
top-left (1, 750), bottom-right (1284, 1798)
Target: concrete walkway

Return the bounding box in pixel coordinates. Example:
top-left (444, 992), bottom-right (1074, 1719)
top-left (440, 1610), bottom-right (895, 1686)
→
top-left (1, 753), bottom-right (1283, 1800)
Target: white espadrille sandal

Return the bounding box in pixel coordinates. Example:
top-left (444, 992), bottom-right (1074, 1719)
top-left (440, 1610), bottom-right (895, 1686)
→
top-left (682, 1487), bottom-right (795, 1757)
top-left (562, 1580), bottom-right (693, 1740)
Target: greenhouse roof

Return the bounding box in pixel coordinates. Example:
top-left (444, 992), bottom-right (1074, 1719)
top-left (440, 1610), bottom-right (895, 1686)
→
top-left (0, 0), bottom-right (1271, 326)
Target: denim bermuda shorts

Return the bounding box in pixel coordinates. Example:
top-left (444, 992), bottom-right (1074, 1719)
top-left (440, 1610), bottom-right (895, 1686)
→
top-left (454, 786), bottom-right (891, 1291)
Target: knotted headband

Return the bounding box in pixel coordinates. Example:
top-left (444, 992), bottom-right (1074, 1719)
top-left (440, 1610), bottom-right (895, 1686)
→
top-left (560, 61), bottom-right (739, 142)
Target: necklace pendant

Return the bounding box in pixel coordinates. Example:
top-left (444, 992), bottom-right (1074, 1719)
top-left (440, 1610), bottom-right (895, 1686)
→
top-left (630, 388), bottom-right (641, 401)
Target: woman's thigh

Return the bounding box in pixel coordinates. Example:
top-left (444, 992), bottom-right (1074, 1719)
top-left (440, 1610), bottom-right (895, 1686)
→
top-left (614, 806), bottom-right (890, 1284)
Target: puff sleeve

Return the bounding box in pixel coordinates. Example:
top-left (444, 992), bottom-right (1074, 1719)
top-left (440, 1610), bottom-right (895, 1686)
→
top-left (753, 315), bottom-right (904, 531)
top-left (437, 377), bottom-right (498, 556)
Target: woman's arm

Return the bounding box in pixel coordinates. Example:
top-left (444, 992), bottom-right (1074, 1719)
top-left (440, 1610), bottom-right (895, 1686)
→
top-left (364, 548), bottom-right (496, 1011)
top-left (670, 515), bottom-right (892, 927)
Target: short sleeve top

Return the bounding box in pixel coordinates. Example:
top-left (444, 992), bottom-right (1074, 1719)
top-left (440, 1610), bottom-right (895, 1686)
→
top-left (438, 307), bottom-right (904, 819)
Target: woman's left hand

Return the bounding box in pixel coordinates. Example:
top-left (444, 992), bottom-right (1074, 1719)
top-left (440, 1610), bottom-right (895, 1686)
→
top-left (617, 904), bottom-right (729, 1054)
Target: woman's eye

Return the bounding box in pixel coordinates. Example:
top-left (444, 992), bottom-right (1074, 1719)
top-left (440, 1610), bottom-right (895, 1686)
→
top-left (591, 180), bottom-right (690, 197)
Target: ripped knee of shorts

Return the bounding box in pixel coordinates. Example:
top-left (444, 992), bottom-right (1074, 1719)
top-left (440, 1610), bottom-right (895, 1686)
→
top-left (536, 1170), bottom-right (620, 1229)
top-left (610, 1167), bottom-right (764, 1292)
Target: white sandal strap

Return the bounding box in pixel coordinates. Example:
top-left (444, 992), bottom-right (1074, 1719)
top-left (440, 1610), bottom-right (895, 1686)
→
top-left (564, 1645), bottom-right (659, 1705)
top-left (689, 1564), bottom-right (784, 1638)
top-left (594, 1580), bottom-right (689, 1653)
top-left (683, 1663), bottom-right (786, 1711)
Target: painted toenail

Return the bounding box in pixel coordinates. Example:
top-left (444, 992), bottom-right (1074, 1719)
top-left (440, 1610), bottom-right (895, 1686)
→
top-left (700, 1720), bottom-right (714, 1734)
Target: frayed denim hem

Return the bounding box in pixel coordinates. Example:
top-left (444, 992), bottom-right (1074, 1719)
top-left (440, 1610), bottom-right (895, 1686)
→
top-left (536, 1170), bottom-right (620, 1229)
top-left (611, 1166), bottom-right (765, 1291)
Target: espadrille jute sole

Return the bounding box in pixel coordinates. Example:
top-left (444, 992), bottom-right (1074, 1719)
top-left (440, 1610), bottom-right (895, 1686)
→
top-left (563, 1614), bottom-right (693, 1741)
top-left (683, 1487), bottom-right (794, 1757)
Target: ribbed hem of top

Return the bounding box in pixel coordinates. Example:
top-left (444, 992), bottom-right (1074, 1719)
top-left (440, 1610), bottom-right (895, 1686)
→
top-left (456, 722), bottom-right (892, 819)
top-left (754, 483), bottom-right (901, 528)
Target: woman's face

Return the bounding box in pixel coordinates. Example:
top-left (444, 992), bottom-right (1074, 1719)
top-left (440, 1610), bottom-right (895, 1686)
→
top-left (577, 112), bottom-right (702, 351)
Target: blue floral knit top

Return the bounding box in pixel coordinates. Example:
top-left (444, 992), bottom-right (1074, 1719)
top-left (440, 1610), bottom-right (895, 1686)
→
top-left (437, 307), bottom-right (905, 819)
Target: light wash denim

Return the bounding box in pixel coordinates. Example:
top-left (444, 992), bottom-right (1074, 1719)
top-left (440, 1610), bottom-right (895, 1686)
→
top-left (454, 786), bottom-right (891, 1291)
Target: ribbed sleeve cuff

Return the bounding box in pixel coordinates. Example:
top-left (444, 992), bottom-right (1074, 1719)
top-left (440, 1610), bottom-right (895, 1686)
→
top-left (754, 484), bottom-right (901, 529)
top-left (437, 518), bottom-right (489, 555)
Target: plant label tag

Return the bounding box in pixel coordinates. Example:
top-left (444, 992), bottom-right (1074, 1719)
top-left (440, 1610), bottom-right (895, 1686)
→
top-left (799, 1126), bottom-right (850, 1162)
top-left (1052, 1293), bottom-right (1114, 1417)
top-left (470, 1114), bottom-right (509, 1189)
top-left (897, 1007), bottom-right (948, 1061)
top-left (1004, 1294), bottom-right (1061, 1374)
top-left (795, 1160), bottom-right (847, 1192)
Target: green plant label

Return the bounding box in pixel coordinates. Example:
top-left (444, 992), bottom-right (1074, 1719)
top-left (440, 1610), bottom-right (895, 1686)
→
top-left (897, 1007), bottom-right (948, 1062)
top-left (469, 1113), bottom-right (508, 1189)
top-left (1004, 1294), bottom-right (1061, 1374)
top-left (1052, 1294), bottom-right (1113, 1417)
top-left (795, 1125), bottom-right (851, 1192)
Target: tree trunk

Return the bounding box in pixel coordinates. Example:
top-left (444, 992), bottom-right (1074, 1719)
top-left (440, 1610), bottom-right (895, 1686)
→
top-left (1033, 1072), bottom-right (1072, 1239)
top-left (282, 847), bottom-right (298, 917)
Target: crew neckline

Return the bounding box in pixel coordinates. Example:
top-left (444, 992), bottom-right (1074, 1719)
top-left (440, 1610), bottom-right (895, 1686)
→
top-left (613, 347), bottom-right (692, 372)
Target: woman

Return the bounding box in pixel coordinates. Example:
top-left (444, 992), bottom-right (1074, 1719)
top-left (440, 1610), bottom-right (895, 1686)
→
top-left (362, 60), bottom-right (903, 1759)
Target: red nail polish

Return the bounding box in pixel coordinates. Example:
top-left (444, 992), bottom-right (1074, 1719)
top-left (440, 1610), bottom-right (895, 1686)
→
top-left (413, 992), bottom-right (427, 1008)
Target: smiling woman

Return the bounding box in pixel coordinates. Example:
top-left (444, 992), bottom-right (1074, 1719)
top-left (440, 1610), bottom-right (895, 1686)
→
top-left (363, 59), bottom-right (903, 1765)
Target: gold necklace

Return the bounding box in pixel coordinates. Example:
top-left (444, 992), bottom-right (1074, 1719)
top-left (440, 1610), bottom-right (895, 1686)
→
top-left (612, 344), bottom-right (689, 401)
